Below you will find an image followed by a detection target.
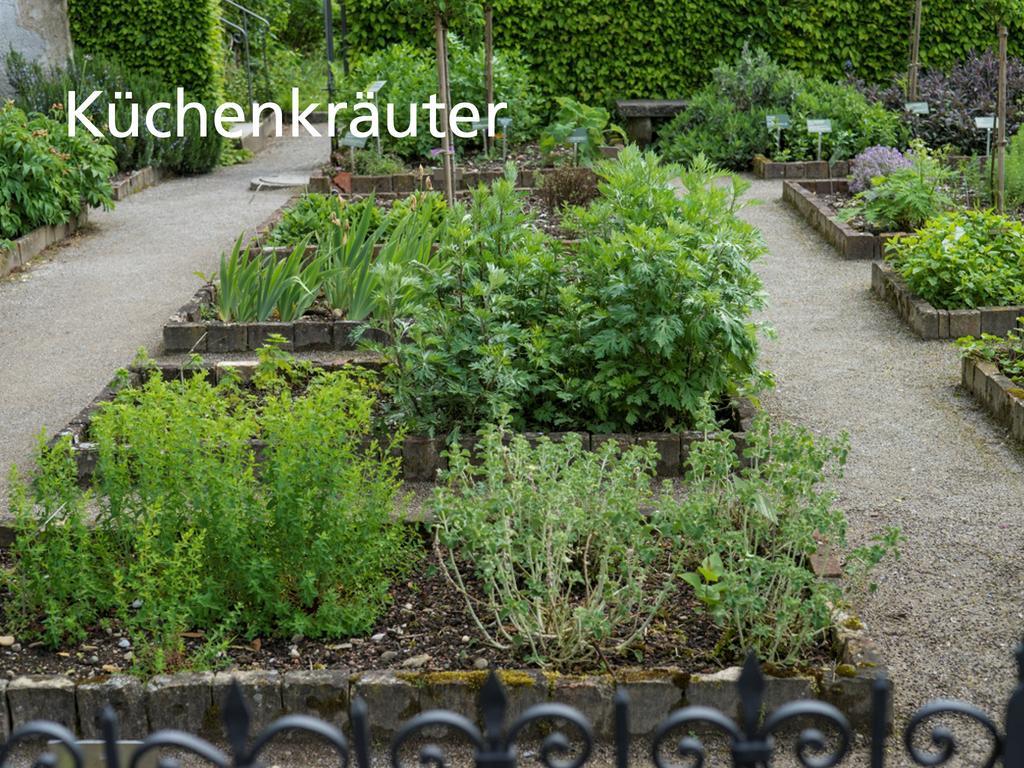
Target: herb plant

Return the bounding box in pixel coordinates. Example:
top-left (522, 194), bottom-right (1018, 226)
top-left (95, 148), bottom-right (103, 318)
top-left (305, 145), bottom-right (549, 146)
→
top-left (957, 321), bottom-right (1024, 385)
top-left (849, 146), bottom-right (912, 194)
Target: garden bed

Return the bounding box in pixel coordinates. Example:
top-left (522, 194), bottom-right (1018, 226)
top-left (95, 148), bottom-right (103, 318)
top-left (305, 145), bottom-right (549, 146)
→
top-left (962, 357), bottom-right (1024, 445)
top-left (872, 261), bottom-right (1024, 340)
top-left (753, 155), bottom-right (850, 180)
top-left (783, 180), bottom-right (906, 260)
top-left (52, 359), bottom-right (757, 484)
top-left (309, 166), bottom-right (559, 198)
top-left (1, 210), bottom-right (89, 280)
top-left (110, 167), bottom-right (167, 201)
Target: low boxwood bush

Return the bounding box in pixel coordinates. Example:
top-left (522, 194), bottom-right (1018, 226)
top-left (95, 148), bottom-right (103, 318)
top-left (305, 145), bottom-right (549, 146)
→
top-left (658, 48), bottom-right (906, 170)
top-left (434, 414), bottom-right (897, 667)
top-left (6, 350), bottom-right (413, 672)
top-left (886, 209), bottom-right (1024, 309)
top-left (0, 102), bottom-right (116, 243)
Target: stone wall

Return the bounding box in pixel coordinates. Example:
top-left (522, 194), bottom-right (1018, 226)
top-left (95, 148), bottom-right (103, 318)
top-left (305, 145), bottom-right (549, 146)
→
top-left (0, 0), bottom-right (72, 96)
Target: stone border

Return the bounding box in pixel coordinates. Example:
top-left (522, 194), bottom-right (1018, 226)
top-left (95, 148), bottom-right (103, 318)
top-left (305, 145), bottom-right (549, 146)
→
top-left (962, 356), bottom-right (1024, 444)
top-left (0, 615), bottom-right (884, 742)
top-left (52, 359), bottom-right (755, 484)
top-left (871, 261), bottom-right (1024, 340)
top-left (1, 210), bottom-right (89, 280)
top-left (782, 180), bottom-right (906, 260)
top-left (754, 155), bottom-right (850, 180)
top-left (111, 167), bottom-right (166, 201)
top-left (309, 167), bottom-right (556, 198)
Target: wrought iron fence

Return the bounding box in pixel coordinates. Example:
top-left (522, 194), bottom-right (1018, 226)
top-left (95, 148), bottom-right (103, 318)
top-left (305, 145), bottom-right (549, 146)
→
top-left (2, 645), bottom-right (1022, 768)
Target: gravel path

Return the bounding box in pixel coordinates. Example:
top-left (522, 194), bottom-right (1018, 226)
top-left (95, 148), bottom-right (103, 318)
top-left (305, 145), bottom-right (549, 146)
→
top-left (739, 178), bottom-right (1024, 753)
top-left (0, 134), bottom-right (329, 510)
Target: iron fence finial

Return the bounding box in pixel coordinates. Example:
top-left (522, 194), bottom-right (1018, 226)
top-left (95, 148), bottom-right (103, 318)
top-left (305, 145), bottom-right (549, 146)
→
top-left (223, 680), bottom-right (251, 759)
top-left (480, 670), bottom-right (508, 746)
top-left (738, 652), bottom-right (765, 735)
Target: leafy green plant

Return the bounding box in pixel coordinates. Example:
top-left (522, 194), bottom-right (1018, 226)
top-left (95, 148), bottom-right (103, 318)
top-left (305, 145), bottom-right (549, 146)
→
top-left (267, 194), bottom-right (383, 247)
top-left (1007, 127), bottom-right (1024, 210)
top-left (432, 426), bottom-right (671, 667)
top-left (539, 97), bottom-right (626, 162)
top-left (840, 142), bottom-right (955, 232)
top-left (886, 209), bottom-right (1024, 309)
top-left (0, 102), bottom-right (116, 241)
top-left (6, 353), bottom-right (413, 671)
top-left (211, 236), bottom-right (318, 322)
top-left (957, 321), bottom-right (1024, 385)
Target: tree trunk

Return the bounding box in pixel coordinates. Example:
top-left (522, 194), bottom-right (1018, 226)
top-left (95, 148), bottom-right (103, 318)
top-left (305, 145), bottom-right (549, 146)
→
top-left (997, 22), bottom-right (1008, 214)
top-left (435, 10), bottom-right (455, 204)
top-left (907, 0), bottom-right (923, 100)
top-left (484, 5), bottom-right (494, 154)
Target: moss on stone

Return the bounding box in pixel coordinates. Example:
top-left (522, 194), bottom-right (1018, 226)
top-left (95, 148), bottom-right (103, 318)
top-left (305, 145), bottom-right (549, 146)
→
top-left (836, 664), bottom-right (857, 678)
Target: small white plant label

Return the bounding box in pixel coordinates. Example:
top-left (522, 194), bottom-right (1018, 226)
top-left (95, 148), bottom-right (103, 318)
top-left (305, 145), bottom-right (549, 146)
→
top-left (806, 119), bottom-right (832, 134)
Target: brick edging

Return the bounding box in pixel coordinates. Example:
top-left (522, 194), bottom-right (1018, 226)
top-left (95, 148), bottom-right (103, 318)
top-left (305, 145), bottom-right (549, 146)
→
top-left (1, 210), bottom-right (90, 280)
top-left (962, 357), bottom-right (1024, 444)
top-left (871, 261), bottom-right (1024, 340)
top-left (0, 632), bottom-right (884, 742)
top-left (111, 167), bottom-right (167, 202)
top-left (754, 155), bottom-right (850, 180)
top-left (781, 180), bottom-right (902, 260)
top-left (309, 167), bottom-right (559, 197)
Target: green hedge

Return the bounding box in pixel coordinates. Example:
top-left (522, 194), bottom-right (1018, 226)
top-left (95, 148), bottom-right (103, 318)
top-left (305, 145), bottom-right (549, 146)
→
top-left (67, 0), bottom-right (223, 99)
top-left (341, 0), bottom-right (1023, 104)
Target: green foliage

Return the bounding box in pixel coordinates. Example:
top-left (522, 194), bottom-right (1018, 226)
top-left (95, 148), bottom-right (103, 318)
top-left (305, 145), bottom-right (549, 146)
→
top-left (539, 97), bottom-right (625, 162)
top-left (1007, 128), bottom-right (1024, 210)
top-left (213, 237), bottom-right (317, 322)
top-left (267, 194), bottom-right (383, 247)
top-left (886, 209), bottom-right (1024, 310)
top-left (336, 39), bottom-right (543, 160)
top-left (841, 142), bottom-right (956, 232)
top-left (369, 151), bottom-right (768, 435)
top-left (6, 355), bottom-right (412, 670)
top-left (658, 48), bottom-right (906, 170)
top-left (432, 426), bottom-right (671, 667)
top-left (666, 412), bottom-right (896, 664)
top-left (957, 321), bottom-right (1024, 385)
top-left (0, 103), bottom-right (116, 241)
top-left (340, 0), bottom-right (1024, 105)
top-left (67, 0), bottom-right (224, 100)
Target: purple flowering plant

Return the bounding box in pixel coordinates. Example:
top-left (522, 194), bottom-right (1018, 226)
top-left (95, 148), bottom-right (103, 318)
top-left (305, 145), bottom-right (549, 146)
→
top-left (849, 145), bottom-right (912, 193)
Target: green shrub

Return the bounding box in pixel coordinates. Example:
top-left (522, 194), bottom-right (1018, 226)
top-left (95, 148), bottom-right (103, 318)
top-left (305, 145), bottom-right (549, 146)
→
top-left (67, 0), bottom-right (224, 100)
top-left (5, 352), bottom-right (413, 671)
top-left (0, 103), bottom-right (116, 242)
top-left (840, 143), bottom-right (956, 232)
top-left (336, 39), bottom-right (543, 160)
top-left (887, 210), bottom-right (1024, 309)
top-left (658, 48), bottom-right (905, 170)
top-left (341, 0), bottom-right (1024, 105)
top-left (539, 97), bottom-right (625, 163)
top-left (1007, 128), bottom-right (1024, 210)
top-left (433, 427), bottom-right (669, 667)
top-left (368, 150), bottom-right (769, 435)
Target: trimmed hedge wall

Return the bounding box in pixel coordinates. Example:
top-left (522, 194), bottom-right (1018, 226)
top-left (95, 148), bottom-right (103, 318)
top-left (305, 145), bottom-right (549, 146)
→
top-left (67, 0), bottom-right (223, 99)
top-left (341, 0), bottom-right (1023, 104)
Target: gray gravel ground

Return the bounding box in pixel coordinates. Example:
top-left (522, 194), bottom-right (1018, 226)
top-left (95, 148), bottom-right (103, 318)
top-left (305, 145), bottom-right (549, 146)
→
top-left (0, 134), bottom-right (329, 510)
top-left (737, 177), bottom-right (1024, 763)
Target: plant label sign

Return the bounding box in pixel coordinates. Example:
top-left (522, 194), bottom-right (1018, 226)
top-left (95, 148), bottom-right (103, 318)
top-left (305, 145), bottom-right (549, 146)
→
top-left (766, 114), bottom-right (791, 130)
top-left (568, 127), bottom-right (590, 145)
top-left (340, 133), bottom-right (369, 149)
top-left (367, 80), bottom-right (387, 97)
top-left (976, 116), bottom-right (997, 130)
top-left (905, 101), bottom-right (930, 115)
top-left (806, 119), bottom-right (832, 134)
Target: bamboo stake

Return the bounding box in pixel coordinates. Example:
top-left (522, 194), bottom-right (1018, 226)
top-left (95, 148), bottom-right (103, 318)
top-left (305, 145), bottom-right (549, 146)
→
top-left (484, 4), bottom-right (494, 154)
top-left (435, 10), bottom-right (455, 204)
top-left (997, 22), bottom-right (1008, 213)
top-left (908, 0), bottom-right (924, 100)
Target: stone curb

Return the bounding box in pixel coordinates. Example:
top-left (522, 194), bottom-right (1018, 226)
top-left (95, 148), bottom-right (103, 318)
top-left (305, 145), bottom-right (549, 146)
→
top-left (2, 210), bottom-right (90, 280)
top-left (52, 360), bottom-right (757, 484)
top-left (962, 356), bottom-right (1024, 445)
top-left (111, 167), bottom-right (167, 202)
top-left (781, 180), bottom-right (903, 260)
top-left (0, 655), bottom-right (883, 741)
top-left (872, 261), bottom-right (1024, 340)
top-left (753, 155), bottom-right (849, 181)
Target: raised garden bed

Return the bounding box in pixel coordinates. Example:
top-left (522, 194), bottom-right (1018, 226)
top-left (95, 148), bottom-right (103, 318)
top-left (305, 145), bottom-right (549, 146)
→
top-left (962, 357), bottom-right (1024, 445)
top-left (1, 210), bottom-right (89, 280)
top-left (53, 359), bottom-right (757, 484)
top-left (110, 167), bottom-right (166, 201)
top-left (754, 155), bottom-right (850, 180)
top-left (783, 180), bottom-right (907, 260)
top-left (309, 166), bottom-right (558, 198)
top-left (872, 261), bottom-right (1024, 340)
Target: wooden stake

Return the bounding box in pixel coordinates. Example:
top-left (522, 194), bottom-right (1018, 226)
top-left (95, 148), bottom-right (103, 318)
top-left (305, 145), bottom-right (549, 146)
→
top-left (908, 0), bottom-right (924, 100)
top-left (996, 22), bottom-right (1008, 214)
top-left (435, 10), bottom-right (455, 204)
top-left (484, 4), bottom-right (494, 154)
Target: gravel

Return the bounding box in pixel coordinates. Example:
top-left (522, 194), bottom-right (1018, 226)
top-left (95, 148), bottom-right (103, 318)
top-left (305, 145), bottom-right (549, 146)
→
top-left (738, 177), bottom-right (1024, 760)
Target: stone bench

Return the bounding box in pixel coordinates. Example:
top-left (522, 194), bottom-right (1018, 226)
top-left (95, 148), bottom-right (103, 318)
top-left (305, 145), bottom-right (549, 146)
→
top-left (616, 99), bottom-right (688, 145)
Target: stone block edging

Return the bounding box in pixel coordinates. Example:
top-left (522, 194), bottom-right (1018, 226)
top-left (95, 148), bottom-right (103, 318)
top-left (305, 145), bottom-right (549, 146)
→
top-left (962, 357), bottom-right (1024, 444)
top-left (872, 261), bottom-right (1024, 340)
top-left (111, 167), bottom-right (166, 201)
top-left (754, 155), bottom-right (850, 181)
top-left (0, 629), bottom-right (884, 742)
top-left (53, 358), bottom-right (756, 484)
top-left (309, 167), bottom-right (556, 198)
top-left (1, 210), bottom-right (89, 280)
top-left (782, 180), bottom-right (904, 260)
